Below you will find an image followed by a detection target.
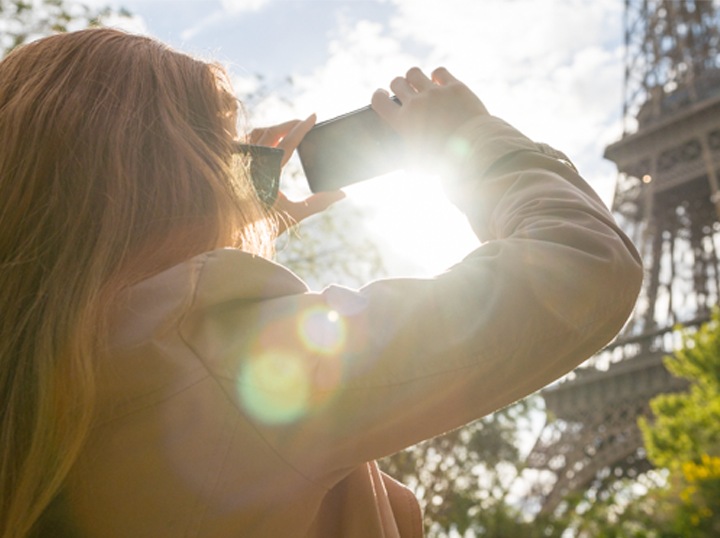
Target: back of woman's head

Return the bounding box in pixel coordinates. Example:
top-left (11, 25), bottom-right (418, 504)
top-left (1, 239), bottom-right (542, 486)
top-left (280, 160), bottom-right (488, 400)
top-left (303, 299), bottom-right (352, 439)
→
top-left (1, 27), bottom-right (270, 283)
top-left (0, 28), bottom-right (269, 537)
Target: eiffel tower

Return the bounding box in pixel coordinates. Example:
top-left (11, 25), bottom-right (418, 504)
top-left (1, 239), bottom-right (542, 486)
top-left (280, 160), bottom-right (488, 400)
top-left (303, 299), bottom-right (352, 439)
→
top-left (527, 0), bottom-right (720, 513)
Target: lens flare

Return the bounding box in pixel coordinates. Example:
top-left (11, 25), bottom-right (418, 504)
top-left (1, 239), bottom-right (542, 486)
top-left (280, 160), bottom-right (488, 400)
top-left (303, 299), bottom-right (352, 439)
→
top-left (236, 305), bottom-right (351, 425)
top-left (238, 351), bottom-right (310, 425)
top-left (446, 135), bottom-right (472, 159)
top-left (297, 306), bottom-right (346, 356)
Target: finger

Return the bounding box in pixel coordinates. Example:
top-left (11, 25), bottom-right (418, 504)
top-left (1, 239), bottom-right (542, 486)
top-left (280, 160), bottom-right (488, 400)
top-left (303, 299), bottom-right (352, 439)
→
top-left (304, 190), bottom-right (346, 214)
top-left (276, 114), bottom-right (316, 166)
top-left (389, 76), bottom-right (416, 101)
top-left (406, 67), bottom-right (433, 92)
top-left (371, 89), bottom-right (401, 124)
top-left (255, 120), bottom-right (301, 146)
top-left (249, 119), bottom-right (301, 146)
top-left (431, 67), bottom-right (458, 86)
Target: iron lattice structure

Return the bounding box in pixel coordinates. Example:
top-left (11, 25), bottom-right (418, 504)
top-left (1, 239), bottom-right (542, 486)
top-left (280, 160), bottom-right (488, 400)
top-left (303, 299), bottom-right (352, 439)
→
top-left (528, 0), bottom-right (720, 513)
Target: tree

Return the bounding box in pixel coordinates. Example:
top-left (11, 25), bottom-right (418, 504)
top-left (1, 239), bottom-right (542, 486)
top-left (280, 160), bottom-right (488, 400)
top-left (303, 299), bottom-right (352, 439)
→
top-left (561, 311), bottom-right (720, 537)
top-left (637, 311), bottom-right (720, 536)
top-left (379, 396), bottom-right (563, 537)
top-left (0, 0), bottom-right (130, 57)
top-left (539, 313), bottom-right (720, 538)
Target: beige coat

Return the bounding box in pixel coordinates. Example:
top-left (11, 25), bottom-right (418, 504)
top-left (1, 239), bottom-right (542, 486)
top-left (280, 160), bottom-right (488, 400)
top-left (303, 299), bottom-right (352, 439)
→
top-left (45, 116), bottom-right (643, 537)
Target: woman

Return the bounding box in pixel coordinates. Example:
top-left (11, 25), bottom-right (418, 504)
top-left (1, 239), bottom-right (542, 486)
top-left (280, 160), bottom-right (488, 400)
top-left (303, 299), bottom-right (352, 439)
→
top-left (0, 28), bottom-right (642, 537)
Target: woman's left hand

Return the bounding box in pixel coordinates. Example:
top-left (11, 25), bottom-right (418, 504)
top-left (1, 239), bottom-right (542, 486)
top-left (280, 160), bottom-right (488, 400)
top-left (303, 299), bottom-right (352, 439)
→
top-left (249, 116), bottom-right (345, 233)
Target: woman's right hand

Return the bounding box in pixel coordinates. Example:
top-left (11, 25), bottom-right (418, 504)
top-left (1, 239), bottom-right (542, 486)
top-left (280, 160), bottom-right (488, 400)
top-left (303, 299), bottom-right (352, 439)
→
top-left (249, 117), bottom-right (345, 235)
top-left (371, 67), bottom-right (488, 156)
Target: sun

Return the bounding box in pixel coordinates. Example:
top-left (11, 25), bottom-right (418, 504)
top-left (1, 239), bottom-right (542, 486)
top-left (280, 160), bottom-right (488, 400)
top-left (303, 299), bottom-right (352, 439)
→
top-left (339, 169), bottom-right (480, 277)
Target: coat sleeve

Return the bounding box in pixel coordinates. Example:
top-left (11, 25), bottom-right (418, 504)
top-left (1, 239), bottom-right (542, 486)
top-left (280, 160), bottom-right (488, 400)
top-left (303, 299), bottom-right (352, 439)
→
top-left (185, 115), bottom-right (643, 490)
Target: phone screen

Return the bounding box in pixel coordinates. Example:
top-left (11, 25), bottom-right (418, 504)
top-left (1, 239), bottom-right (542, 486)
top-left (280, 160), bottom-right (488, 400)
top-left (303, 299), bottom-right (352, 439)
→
top-left (298, 104), bottom-right (404, 192)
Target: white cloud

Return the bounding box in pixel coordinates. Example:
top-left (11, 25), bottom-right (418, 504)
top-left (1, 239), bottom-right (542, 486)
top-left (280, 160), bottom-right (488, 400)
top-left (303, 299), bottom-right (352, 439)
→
top-left (217, 0), bottom-right (629, 275)
top-left (179, 0), bottom-right (273, 41)
top-left (290, 19), bottom-right (420, 118)
top-left (381, 0), bottom-right (626, 204)
top-left (181, 10), bottom-right (226, 41)
top-left (286, 0), bottom-right (626, 204)
top-left (99, 12), bottom-right (150, 35)
top-left (232, 73), bottom-right (263, 97)
top-left (221, 0), bottom-right (273, 13)
top-left (289, 6), bottom-right (624, 176)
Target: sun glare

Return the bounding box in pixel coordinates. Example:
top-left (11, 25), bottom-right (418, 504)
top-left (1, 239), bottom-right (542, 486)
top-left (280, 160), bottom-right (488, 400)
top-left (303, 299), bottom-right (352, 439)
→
top-left (342, 170), bottom-right (480, 276)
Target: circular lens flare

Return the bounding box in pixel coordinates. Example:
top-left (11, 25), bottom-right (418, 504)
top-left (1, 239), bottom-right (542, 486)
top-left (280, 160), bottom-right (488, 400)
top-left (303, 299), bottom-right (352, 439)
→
top-left (297, 307), bottom-right (346, 356)
top-left (238, 352), bottom-right (310, 425)
top-left (237, 305), bottom-right (350, 425)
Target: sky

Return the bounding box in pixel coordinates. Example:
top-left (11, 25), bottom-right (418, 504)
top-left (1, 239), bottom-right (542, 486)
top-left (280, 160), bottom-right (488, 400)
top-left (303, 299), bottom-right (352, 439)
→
top-left (98, 0), bottom-right (628, 279)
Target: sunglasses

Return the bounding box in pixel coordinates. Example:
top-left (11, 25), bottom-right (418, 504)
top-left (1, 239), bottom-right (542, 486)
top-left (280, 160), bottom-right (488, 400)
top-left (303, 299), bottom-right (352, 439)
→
top-left (233, 143), bottom-right (284, 206)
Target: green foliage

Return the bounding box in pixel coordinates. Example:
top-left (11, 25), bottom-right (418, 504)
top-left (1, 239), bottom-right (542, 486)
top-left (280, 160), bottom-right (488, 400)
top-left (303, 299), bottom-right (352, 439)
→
top-left (0, 0), bottom-right (130, 57)
top-left (673, 455), bottom-right (720, 535)
top-left (640, 315), bottom-right (720, 469)
top-left (555, 472), bottom-right (672, 538)
top-left (633, 311), bottom-right (720, 536)
top-left (533, 313), bottom-right (720, 537)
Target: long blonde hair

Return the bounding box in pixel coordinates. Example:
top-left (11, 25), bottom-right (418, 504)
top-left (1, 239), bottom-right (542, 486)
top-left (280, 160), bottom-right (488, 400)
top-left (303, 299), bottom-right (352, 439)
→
top-left (0, 28), bottom-right (273, 537)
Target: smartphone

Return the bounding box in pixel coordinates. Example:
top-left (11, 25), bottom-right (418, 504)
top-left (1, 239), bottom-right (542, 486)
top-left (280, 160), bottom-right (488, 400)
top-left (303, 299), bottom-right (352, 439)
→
top-left (298, 100), bottom-right (404, 192)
